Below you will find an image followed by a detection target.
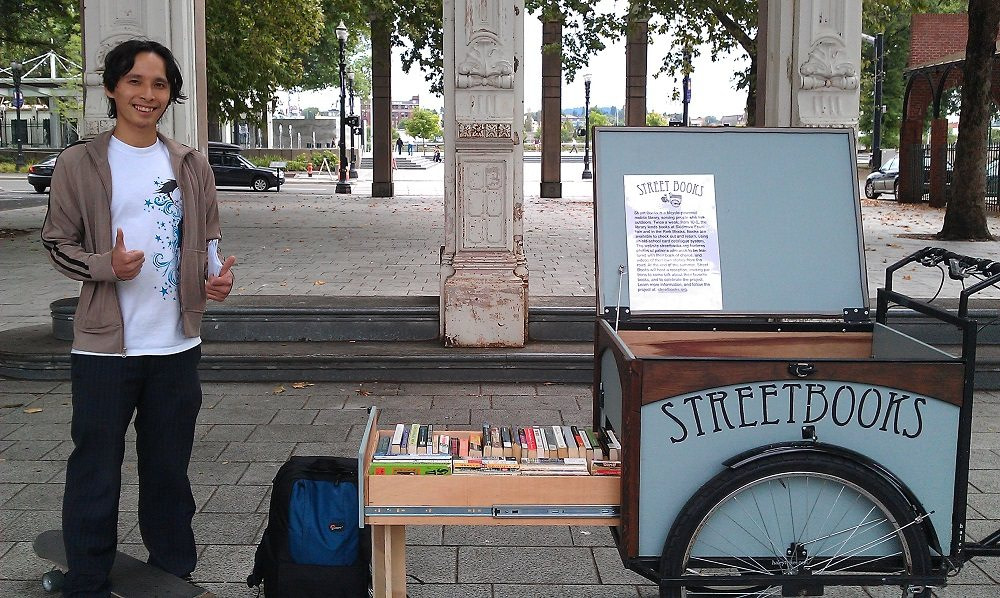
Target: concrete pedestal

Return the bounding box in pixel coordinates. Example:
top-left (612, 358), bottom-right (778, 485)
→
top-left (441, 0), bottom-right (528, 347)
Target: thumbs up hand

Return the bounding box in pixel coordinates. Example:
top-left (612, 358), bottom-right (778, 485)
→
top-left (206, 255), bottom-right (236, 301)
top-left (111, 228), bottom-right (144, 280)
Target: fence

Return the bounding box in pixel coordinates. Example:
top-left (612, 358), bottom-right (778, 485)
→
top-left (907, 143), bottom-right (1000, 210)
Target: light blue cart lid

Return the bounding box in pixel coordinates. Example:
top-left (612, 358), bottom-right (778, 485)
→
top-left (593, 127), bottom-right (868, 318)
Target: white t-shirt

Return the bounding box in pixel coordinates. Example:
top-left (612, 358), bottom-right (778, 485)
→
top-left (75, 136), bottom-right (200, 356)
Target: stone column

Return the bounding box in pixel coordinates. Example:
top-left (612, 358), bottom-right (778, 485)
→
top-left (624, 6), bottom-right (648, 127)
top-left (441, 0), bottom-right (528, 347)
top-left (540, 17), bottom-right (562, 199)
top-left (757, 0), bottom-right (862, 128)
top-left (81, 0), bottom-right (207, 151)
top-left (371, 16), bottom-right (394, 197)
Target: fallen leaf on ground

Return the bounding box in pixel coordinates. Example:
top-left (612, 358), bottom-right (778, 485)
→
top-left (273, 385), bottom-right (286, 394)
top-left (292, 382), bottom-right (315, 389)
top-left (314, 280), bottom-right (326, 286)
top-left (23, 407), bottom-right (43, 414)
top-left (357, 389), bottom-right (371, 396)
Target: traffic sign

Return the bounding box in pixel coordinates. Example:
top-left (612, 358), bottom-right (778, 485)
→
top-left (12, 91), bottom-right (24, 108)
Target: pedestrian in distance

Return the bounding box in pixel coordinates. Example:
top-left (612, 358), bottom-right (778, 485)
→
top-left (407, 142), bottom-right (414, 156)
top-left (395, 137), bottom-right (403, 155)
top-left (40, 38), bottom-right (237, 597)
top-left (570, 138), bottom-right (579, 153)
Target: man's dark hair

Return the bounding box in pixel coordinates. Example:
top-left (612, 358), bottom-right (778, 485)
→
top-left (103, 39), bottom-right (187, 119)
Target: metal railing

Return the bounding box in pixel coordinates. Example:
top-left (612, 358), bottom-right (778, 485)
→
top-left (907, 143), bottom-right (1000, 210)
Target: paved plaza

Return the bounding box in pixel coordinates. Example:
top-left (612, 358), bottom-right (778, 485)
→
top-left (2, 162), bottom-right (1000, 596)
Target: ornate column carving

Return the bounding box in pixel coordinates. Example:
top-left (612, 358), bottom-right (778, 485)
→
top-left (441, 0), bottom-right (527, 347)
top-left (758, 0), bottom-right (862, 128)
top-left (81, 0), bottom-right (206, 150)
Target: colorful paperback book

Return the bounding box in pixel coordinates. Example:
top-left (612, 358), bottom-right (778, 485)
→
top-left (374, 435), bottom-right (391, 456)
top-left (533, 427), bottom-right (547, 458)
top-left (390, 424), bottom-right (405, 454)
top-left (407, 424), bottom-right (420, 455)
top-left (590, 459), bottom-right (622, 476)
top-left (368, 461), bottom-right (452, 475)
top-left (561, 425), bottom-right (578, 458)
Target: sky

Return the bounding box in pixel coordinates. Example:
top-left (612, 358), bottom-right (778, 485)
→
top-left (286, 9), bottom-right (751, 121)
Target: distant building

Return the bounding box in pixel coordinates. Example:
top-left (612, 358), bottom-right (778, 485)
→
top-left (720, 114), bottom-right (747, 127)
top-left (392, 95), bottom-right (420, 127)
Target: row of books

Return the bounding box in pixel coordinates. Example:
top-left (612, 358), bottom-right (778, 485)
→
top-left (377, 424), bottom-right (622, 463)
top-left (368, 456), bottom-right (622, 477)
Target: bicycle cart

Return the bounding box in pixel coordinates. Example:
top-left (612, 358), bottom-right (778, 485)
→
top-left (591, 127), bottom-right (1000, 597)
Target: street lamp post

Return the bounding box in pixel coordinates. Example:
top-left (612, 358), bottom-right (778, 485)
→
top-left (335, 21), bottom-right (352, 194)
top-left (347, 68), bottom-right (359, 179)
top-left (582, 73), bottom-right (592, 180)
top-left (862, 32), bottom-right (885, 169)
top-left (11, 61), bottom-right (25, 171)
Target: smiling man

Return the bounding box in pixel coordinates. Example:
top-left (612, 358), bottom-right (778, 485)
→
top-left (40, 39), bottom-right (236, 597)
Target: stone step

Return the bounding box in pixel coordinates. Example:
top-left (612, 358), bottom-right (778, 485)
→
top-left (0, 326), bottom-right (593, 383)
top-left (50, 296), bottom-right (594, 343)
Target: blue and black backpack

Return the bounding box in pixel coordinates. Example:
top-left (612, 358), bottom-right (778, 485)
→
top-left (247, 456), bottom-right (371, 597)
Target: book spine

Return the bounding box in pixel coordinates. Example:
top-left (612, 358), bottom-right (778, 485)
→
top-left (606, 428), bottom-right (622, 461)
top-left (408, 424), bottom-right (420, 455)
top-left (417, 425), bottom-right (429, 454)
top-left (533, 426), bottom-right (547, 458)
top-left (490, 426), bottom-right (502, 458)
top-left (426, 425), bottom-right (435, 454)
top-left (459, 435), bottom-right (469, 457)
top-left (562, 425), bottom-right (578, 458)
top-left (552, 425), bottom-right (568, 458)
top-left (585, 429), bottom-right (603, 460)
top-left (482, 424), bottom-right (491, 457)
top-left (375, 435), bottom-right (391, 456)
top-left (449, 436), bottom-right (460, 457)
top-left (469, 432), bottom-right (483, 458)
top-left (523, 427), bottom-right (537, 458)
top-left (369, 462), bottom-right (452, 476)
top-left (390, 424), bottom-right (405, 454)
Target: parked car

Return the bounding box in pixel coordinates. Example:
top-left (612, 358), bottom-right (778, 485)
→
top-left (864, 154), bottom-right (953, 200)
top-left (26, 153), bottom-right (60, 193)
top-left (208, 142), bottom-right (283, 191)
top-left (865, 155), bottom-right (899, 199)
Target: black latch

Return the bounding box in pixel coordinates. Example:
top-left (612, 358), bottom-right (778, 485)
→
top-left (843, 307), bottom-right (870, 323)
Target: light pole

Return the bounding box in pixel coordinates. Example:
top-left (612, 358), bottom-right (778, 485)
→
top-left (862, 32), bottom-right (885, 169)
top-left (335, 21), bottom-right (351, 194)
top-left (681, 47), bottom-right (692, 126)
top-left (347, 68), bottom-right (359, 179)
top-left (582, 73), bottom-right (592, 180)
top-left (11, 61), bottom-right (25, 171)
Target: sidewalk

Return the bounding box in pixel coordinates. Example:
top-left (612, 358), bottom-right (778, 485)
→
top-left (3, 165), bottom-right (1000, 597)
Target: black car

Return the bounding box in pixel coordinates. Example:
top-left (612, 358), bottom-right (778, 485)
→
top-left (27, 153), bottom-right (60, 193)
top-left (208, 142), bottom-right (283, 191)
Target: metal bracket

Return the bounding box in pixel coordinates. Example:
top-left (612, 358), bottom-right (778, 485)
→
top-left (365, 504), bottom-right (620, 519)
top-left (843, 307), bottom-right (870, 323)
top-left (604, 306), bottom-right (631, 324)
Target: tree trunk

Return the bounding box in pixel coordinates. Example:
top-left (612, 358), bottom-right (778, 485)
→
top-left (745, 48), bottom-right (757, 127)
top-left (938, 0), bottom-right (999, 241)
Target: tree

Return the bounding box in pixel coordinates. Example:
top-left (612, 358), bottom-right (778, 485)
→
top-left (560, 119), bottom-right (576, 142)
top-left (0, 0), bottom-right (78, 59)
top-left (205, 0), bottom-right (323, 125)
top-left (646, 111), bottom-right (669, 127)
top-left (401, 107), bottom-right (442, 145)
top-left (938, 0), bottom-right (999, 240)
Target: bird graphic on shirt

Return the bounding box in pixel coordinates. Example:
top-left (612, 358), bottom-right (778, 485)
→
top-left (157, 179), bottom-right (178, 195)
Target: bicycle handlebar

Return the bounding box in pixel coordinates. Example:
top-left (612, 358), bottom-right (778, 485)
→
top-left (908, 247), bottom-right (1000, 280)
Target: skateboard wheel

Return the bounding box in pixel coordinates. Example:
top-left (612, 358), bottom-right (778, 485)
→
top-left (41, 570), bottom-right (64, 593)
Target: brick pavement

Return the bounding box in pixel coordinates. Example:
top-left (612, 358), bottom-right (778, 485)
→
top-left (3, 164), bottom-right (1000, 596)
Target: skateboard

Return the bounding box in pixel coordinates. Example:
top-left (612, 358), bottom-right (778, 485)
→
top-left (33, 530), bottom-right (214, 597)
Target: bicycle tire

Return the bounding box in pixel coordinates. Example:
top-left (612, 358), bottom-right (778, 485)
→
top-left (659, 453), bottom-right (932, 597)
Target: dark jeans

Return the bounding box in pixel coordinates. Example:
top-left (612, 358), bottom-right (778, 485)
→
top-left (62, 346), bottom-right (202, 597)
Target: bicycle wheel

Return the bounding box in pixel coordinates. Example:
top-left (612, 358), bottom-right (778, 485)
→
top-left (660, 454), bottom-right (932, 597)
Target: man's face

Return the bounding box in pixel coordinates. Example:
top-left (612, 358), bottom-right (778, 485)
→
top-left (105, 51), bottom-right (170, 133)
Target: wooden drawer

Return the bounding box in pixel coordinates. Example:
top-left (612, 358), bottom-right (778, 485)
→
top-left (360, 409), bottom-right (621, 526)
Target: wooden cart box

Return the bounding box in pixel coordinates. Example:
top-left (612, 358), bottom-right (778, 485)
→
top-left (358, 408), bottom-right (621, 527)
top-left (590, 128), bottom-right (972, 575)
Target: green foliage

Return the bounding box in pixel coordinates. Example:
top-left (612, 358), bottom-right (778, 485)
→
top-left (588, 109), bottom-right (610, 131)
top-left (206, 0), bottom-right (324, 124)
top-left (646, 111), bottom-right (669, 127)
top-left (0, 0), bottom-right (79, 59)
top-left (401, 107), bottom-right (442, 142)
top-left (560, 119), bottom-right (576, 142)
top-left (0, 162), bottom-right (17, 173)
top-left (302, 107), bottom-right (320, 119)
